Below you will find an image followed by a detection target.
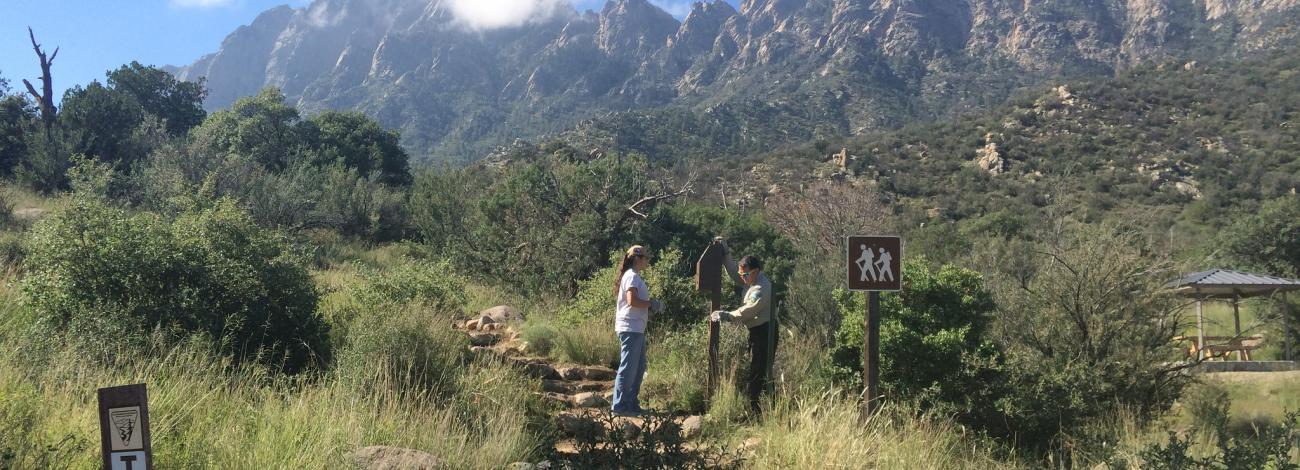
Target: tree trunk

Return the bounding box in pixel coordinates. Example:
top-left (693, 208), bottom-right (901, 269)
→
top-left (22, 27), bottom-right (58, 141)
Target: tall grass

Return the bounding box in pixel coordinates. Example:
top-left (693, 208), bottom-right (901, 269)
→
top-left (641, 321), bottom-right (749, 413)
top-left (520, 318), bottom-right (620, 367)
top-left (746, 395), bottom-right (1019, 469)
top-left (0, 259), bottom-right (548, 469)
top-left (0, 339), bottom-right (544, 468)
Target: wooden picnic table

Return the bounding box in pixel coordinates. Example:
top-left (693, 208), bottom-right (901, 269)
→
top-left (1173, 335), bottom-right (1264, 361)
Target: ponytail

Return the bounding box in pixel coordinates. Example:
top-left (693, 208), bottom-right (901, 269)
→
top-left (614, 254), bottom-right (637, 298)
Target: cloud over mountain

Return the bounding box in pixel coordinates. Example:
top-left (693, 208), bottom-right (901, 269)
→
top-left (446, 0), bottom-right (570, 29)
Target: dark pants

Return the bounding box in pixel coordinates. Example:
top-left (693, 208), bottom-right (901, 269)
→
top-left (746, 321), bottom-right (778, 412)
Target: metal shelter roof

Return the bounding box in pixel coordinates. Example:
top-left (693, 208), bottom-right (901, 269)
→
top-left (1166, 269), bottom-right (1300, 298)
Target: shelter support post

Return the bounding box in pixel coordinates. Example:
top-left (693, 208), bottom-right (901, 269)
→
top-left (1196, 291), bottom-right (1205, 361)
top-left (1233, 294), bottom-right (1242, 360)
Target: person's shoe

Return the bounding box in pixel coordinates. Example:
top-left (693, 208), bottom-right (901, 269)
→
top-left (612, 409), bottom-right (642, 417)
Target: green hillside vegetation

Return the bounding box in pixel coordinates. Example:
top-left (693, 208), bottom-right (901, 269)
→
top-left (2, 50), bottom-right (1300, 467)
top-left (734, 49), bottom-right (1300, 244)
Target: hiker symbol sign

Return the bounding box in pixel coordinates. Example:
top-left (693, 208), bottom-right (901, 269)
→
top-left (847, 236), bottom-right (902, 292)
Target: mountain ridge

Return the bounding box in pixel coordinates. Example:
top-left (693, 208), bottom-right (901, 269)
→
top-left (171, 0), bottom-right (1300, 162)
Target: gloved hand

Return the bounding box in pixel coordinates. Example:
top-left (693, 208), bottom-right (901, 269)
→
top-left (650, 299), bottom-right (665, 315)
top-left (710, 310), bottom-right (730, 322)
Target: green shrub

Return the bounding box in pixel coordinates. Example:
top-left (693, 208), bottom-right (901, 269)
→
top-left (990, 221), bottom-right (1189, 449)
top-left (558, 249), bottom-right (704, 328)
top-left (828, 259), bottom-right (1003, 426)
top-left (1185, 382), bottom-right (1232, 442)
top-left (20, 197), bottom-right (327, 373)
top-left (1138, 411), bottom-right (1300, 469)
top-left (353, 257), bottom-right (467, 311)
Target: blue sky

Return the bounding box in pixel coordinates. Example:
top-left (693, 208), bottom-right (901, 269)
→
top-left (0, 0), bottom-right (739, 102)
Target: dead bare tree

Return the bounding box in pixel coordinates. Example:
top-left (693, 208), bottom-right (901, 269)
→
top-left (766, 179), bottom-right (893, 339)
top-left (766, 179), bottom-right (891, 261)
top-left (22, 27), bottom-right (58, 140)
top-left (625, 174), bottom-right (695, 220)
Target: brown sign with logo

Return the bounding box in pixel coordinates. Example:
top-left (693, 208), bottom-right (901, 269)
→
top-left (847, 235), bottom-right (902, 292)
top-left (99, 383), bottom-right (153, 470)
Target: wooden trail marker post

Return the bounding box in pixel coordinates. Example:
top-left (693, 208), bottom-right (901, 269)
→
top-left (98, 383), bottom-right (153, 470)
top-left (697, 241), bottom-right (726, 403)
top-left (847, 235), bottom-right (902, 419)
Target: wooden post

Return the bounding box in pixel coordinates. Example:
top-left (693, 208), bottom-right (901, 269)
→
top-left (707, 291), bottom-right (721, 401)
top-left (98, 383), bottom-right (153, 470)
top-left (696, 242), bottom-right (726, 405)
top-left (1233, 294), bottom-right (1242, 361)
top-left (861, 291), bottom-right (881, 418)
top-left (1196, 290), bottom-right (1205, 361)
top-left (765, 302), bottom-right (779, 396)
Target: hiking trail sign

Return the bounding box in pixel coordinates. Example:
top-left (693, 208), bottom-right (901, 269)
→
top-left (847, 235), bottom-right (902, 292)
top-left (846, 235), bottom-right (902, 419)
top-left (98, 383), bottom-right (153, 470)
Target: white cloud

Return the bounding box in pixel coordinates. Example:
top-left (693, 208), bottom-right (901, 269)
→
top-left (651, 1), bottom-right (693, 18)
top-left (170, 0), bottom-right (238, 8)
top-left (446, 0), bottom-right (571, 30)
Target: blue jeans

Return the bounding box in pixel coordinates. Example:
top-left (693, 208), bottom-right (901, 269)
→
top-left (612, 331), bottom-right (647, 413)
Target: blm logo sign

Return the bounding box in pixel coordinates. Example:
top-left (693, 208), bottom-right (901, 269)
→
top-left (99, 383), bottom-right (153, 470)
top-left (847, 236), bottom-right (902, 292)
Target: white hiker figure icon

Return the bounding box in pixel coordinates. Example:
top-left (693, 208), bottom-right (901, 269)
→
top-left (855, 244), bottom-right (878, 282)
top-left (874, 248), bottom-right (894, 283)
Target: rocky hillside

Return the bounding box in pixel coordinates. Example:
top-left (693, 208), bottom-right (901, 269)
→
top-left (730, 48), bottom-right (1300, 239)
top-left (172, 0), bottom-right (1300, 161)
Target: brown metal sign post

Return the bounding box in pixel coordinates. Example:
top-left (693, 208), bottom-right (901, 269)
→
top-left (697, 241), bottom-right (726, 404)
top-left (847, 236), bottom-right (902, 419)
top-left (98, 383), bottom-right (153, 470)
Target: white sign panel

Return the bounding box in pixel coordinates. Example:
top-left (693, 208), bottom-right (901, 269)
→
top-left (109, 451), bottom-right (148, 470)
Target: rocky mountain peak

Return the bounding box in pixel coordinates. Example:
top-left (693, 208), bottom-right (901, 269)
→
top-left (665, 1), bottom-right (738, 68)
top-left (597, 0), bottom-right (681, 57)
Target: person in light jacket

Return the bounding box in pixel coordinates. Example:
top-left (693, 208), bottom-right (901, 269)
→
top-left (710, 239), bottom-right (775, 414)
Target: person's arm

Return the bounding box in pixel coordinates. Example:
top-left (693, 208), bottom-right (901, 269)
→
top-left (625, 287), bottom-right (652, 309)
top-left (727, 284), bottom-right (769, 324)
top-left (717, 237), bottom-right (742, 285)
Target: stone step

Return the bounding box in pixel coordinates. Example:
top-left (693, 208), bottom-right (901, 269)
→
top-left (570, 392), bottom-right (609, 408)
top-left (467, 345), bottom-right (526, 360)
top-left (467, 332), bottom-right (500, 347)
top-left (533, 391), bottom-right (611, 409)
top-left (541, 380), bottom-right (611, 394)
top-left (553, 365), bottom-right (616, 381)
top-left (517, 361), bottom-right (560, 380)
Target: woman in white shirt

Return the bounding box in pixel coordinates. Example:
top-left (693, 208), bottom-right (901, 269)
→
top-left (611, 245), bottom-right (662, 416)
